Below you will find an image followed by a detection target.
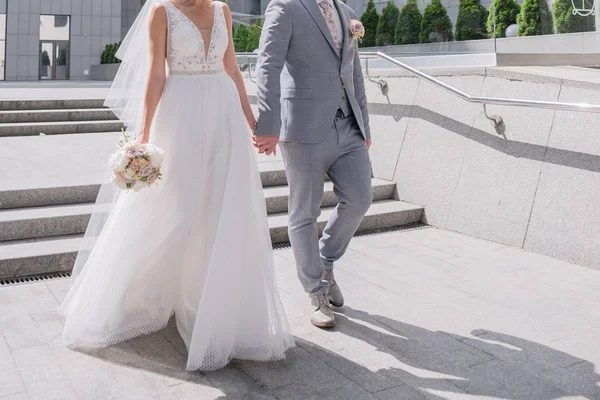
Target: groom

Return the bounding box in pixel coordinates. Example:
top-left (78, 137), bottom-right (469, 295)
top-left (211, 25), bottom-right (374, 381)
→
top-left (254, 0), bottom-right (372, 328)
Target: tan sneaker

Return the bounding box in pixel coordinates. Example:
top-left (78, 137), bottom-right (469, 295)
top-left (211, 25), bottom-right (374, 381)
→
top-left (310, 293), bottom-right (336, 328)
top-left (323, 270), bottom-right (344, 308)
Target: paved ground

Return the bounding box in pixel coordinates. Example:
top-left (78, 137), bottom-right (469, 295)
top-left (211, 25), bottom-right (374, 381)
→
top-left (2, 227), bottom-right (600, 399)
top-left (0, 132), bottom-right (283, 191)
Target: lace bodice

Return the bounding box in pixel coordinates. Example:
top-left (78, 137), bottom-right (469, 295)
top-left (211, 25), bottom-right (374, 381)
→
top-left (163, 1), bottom-right (228, 75)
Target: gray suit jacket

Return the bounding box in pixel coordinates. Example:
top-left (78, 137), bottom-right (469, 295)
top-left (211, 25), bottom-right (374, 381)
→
top-left (254, 0), bottom-right (371, 143)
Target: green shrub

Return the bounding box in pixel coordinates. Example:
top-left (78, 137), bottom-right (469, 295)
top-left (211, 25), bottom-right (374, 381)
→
top-left (376, 2), bottom-right (400, 46)
top-left (517, 0), bottom-right (553, 35)
top-left (104, 44), bottom-right (113, 64)
top-left (395, 0), bottom-right (422, 45)
top-left (420, 0), bottom-right (453, 43)
top-left (41, 50), bottom-right (51, 66)
top-left (553, 0), bottom-right (595, 33)
top-left (455, 0), bottom-right (488, 40)
top-left (246, 18), bottom-right (263, 52)
top-left (57, 48), bottom-right (67, 66)
top-left (234, 23), bottom-right (249, 52)
top-left (487, 0), bottom-right (520, 37)
top-left (360, 0), bottom-right (380, 47)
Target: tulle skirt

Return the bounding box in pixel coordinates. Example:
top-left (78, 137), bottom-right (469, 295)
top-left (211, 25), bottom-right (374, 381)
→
top-left (58, 72), bottom-right (295, 371)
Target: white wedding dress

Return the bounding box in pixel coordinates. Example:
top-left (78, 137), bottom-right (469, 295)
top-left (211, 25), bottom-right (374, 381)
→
top-left (58, 1), bottom-right (294, 371)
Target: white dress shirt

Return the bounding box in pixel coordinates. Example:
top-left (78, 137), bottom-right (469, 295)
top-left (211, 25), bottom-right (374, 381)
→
top-left (316, 0), bottom-right (343, 47)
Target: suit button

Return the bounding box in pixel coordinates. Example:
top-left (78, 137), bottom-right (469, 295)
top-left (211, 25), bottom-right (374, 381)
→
top-left (342, 84), bottom-right (346, 89)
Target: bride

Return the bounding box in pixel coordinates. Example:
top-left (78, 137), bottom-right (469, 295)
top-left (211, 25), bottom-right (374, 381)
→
top-left (58, 0), bottom-right (294, 371)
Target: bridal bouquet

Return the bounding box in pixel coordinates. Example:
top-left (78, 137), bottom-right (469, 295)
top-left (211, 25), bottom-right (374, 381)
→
top-left (108, 131), bottom-right (164, 191)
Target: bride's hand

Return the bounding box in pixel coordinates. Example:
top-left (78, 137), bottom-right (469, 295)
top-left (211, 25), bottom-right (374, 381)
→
top-left (137, 132), bottom-right (150, 144)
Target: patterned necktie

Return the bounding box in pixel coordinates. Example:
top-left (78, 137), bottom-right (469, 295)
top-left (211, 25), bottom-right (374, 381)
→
top-left (317, 0), bottom-right (341, 54)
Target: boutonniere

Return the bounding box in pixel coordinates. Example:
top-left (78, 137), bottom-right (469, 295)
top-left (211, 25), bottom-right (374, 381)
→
top-left (349, 19), bottom-right (365, 42)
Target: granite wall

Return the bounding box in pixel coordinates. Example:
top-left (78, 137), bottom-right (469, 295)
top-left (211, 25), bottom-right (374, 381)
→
top-left (363, 69), bottom-right (600, 268)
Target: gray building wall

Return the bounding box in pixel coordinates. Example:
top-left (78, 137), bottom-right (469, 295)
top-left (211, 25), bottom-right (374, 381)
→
top-left (121, 0), bottom-right (144, 40)
top-left (3, 0), bottom-right (121, 81)
top-left (1, 0), bottom-right (268, 81)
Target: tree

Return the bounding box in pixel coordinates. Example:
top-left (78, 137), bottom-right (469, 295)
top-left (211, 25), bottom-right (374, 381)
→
top-left (105, 44), bottom-right (114, 63)
top-left (455, 0), bottom-right (488, 40)
top-left (360, 0), bottom-right (380, 47)
top-left (100, 45), bottom-right (108, 64)
top-left (395, 0), bottom-right (423, 45)
top-left (41, 50), bottom-right (51, 66)
top-left (517, 0), bottom-right (553, 35)
top-left (246, 18), bottom-right (263, 52)
top-left (487, 0), bottom-right (520, 37)
top-left (376, 2), bottom-right (401, 46)
top-left (57, 48), bottom-right (67, 66)
top-left (109, 42), bottom-right (120, 63)
top-left (234, 24), bottom-right (249, 52)
top-left (419, 0), bottom-right (453, 43)
top-left (553, 0), bottom-right (595, 33)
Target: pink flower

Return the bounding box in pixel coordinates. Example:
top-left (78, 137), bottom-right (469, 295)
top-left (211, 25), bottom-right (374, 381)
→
top-left (140, 165), bottom-right (154, 178)
top-left (350, 19), bottom-right (365, 40)
top-left (147, 173), bottom-right (159, 185)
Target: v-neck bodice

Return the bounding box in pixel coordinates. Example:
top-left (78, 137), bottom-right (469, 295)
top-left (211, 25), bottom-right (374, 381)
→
top-left (163, 1), bottom-right (228, 75)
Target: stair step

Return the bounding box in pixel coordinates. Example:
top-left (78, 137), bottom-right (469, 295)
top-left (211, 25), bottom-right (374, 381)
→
top-left (0, 161), bottom-right (289, 209)
top-left (0, 200), bottom-right (423, 279)
top-left (0, 99), bottom-right (106, 111)
top-left (0, 109), bottom-right (118, 123)
top-left (269, 200), bottom-right (424, 244)
top-left (263, 178), bottom-right (395, 214)
top-left (0, 120), bottom-right (124, 137)
top-left (0, 179), bottom-right (397, 241)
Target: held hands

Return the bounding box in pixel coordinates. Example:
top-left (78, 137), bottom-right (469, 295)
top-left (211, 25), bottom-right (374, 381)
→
top-left (253, 135), bottom-right (279, 156)
top-left (366, 138), bottom-right (372, 149)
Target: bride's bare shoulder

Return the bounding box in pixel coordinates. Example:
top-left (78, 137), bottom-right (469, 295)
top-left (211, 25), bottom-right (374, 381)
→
top-left (149, 2), bottom-right (168, 26)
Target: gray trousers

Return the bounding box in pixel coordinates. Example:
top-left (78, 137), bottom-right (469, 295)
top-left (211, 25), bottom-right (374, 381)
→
top-left (279, 115), bottom-right (372, 294)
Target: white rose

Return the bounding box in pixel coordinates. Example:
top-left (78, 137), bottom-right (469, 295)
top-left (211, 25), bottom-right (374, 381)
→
top-left (132, 180), bottom-right (147, 192)
top-left (149, 147), bottom-right (165, 168)
top-left (123, 168), bottom-right (136, 180)
top-left (108, 150), bottom-right (129, 172)
top-left (113, 175), bottom-right (129, 190)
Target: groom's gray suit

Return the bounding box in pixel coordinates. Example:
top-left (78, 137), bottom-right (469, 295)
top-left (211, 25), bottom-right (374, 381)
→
top-left (255, 0), bottom-right (372, 295)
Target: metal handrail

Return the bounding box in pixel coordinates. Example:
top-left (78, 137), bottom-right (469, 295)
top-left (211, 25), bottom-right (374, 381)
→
top-left (362, 51), bottom-right (600, 114)
top-left (236, 51), bottom-right (600, 130)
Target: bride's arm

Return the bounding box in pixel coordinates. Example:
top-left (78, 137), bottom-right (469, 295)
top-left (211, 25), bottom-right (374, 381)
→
top-left (222, 4), bottom-right (257, 131)
top-left (139, 5), bottom-right (168, 144)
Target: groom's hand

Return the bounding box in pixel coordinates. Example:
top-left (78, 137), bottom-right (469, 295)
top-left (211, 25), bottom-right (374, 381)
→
top-left (253, 136), bottom-right (279, 156)
top-left (366, 139), bottom-right (372, 149)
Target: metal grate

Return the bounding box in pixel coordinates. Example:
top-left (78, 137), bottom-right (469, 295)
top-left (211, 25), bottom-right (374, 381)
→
top-left (0, 272), bottom-right (71, 287)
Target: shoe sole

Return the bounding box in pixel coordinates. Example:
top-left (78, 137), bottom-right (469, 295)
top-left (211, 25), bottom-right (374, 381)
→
top-left (311, 321), bottom-right (336, 328)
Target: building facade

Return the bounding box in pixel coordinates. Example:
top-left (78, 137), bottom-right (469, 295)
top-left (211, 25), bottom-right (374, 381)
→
top-left (0, 0), bottom-right (264, 81)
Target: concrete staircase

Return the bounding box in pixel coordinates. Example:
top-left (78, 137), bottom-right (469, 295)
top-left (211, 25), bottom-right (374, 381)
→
top-left (0, 99), bottom-right (122, 137)
top-left (0, 99), bottom-right (425, 279)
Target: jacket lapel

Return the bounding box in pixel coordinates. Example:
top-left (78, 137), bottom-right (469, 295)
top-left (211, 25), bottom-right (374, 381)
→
top-left (299, 0), bottom-right (340, 59)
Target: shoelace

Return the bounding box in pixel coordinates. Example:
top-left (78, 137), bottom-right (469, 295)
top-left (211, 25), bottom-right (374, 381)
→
top-left (314, 294), bottom-right (328, 309)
